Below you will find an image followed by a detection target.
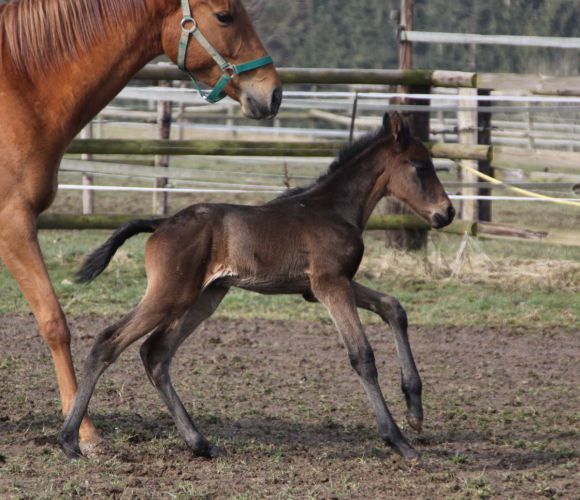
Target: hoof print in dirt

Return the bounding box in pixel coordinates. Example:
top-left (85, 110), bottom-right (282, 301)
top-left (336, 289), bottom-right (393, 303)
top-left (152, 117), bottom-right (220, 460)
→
top-left (80, 438), bottom-right (110, 458)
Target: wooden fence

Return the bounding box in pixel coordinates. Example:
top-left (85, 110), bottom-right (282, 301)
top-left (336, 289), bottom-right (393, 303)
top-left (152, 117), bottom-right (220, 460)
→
top-left (66, 139), bottom-right (580, 173)
top-left (135, 65), bottom-right (580, 96)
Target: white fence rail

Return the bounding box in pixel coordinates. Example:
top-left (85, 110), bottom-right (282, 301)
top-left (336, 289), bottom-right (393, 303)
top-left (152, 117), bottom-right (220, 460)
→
top-left (400, 30), bottom-right (580, 50)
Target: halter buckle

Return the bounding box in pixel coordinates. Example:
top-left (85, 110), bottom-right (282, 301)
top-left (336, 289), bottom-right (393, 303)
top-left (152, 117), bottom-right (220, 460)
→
top-left (223, 64), bottom-right (236, 77)
top-left (180, 16), bottom-right (197, 33)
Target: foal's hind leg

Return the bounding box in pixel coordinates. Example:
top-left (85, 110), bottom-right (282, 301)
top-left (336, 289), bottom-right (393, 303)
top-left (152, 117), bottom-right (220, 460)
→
top-left (352, 281), bottom-right (423, 432)
top-left (140, 285), bottom-right (229, 458)
top-left (0, 207), bottom-right (100, 446)
top-left (58, 295), bottom-right (182, 458)
top-left (311, 277), bottom-right (418, 459)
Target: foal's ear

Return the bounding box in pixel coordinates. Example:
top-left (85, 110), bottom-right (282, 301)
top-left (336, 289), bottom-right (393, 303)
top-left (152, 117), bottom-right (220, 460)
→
top-left (383, 112), bottom-right (411, 150)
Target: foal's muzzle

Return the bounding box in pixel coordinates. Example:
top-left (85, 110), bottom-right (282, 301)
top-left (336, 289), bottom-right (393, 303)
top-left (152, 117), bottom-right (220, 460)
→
top-left (431, 205), bottom-right (456, 229)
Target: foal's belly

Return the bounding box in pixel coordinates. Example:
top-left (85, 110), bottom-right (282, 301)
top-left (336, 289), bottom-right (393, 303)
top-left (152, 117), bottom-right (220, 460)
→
top-left (215, 274), bottom-right (311, 295)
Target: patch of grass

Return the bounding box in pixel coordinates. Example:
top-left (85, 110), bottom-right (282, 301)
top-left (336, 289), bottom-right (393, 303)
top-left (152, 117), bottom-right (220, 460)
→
top-left (449, 452), bottom-right (470, 465)
top-left (463, 475), bottom-right (494, 499)
top-left (0, 229), bottom-right (578, 330)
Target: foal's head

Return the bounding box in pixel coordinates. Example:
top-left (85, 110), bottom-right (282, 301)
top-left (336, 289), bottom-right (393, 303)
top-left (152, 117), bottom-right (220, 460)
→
top-left (382, 113), bottom-right (455, 229)
top-left (160, 0), bottom-right (282, 118)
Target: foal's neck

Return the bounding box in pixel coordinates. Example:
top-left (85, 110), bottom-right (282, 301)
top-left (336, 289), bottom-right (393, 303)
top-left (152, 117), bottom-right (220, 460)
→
top-left (314, 142), bottom-right (392, 230)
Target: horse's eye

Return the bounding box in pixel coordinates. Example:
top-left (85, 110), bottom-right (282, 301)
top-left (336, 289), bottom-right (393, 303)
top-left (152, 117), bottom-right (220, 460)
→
top-left (216, 12), bottom-right (234, 25)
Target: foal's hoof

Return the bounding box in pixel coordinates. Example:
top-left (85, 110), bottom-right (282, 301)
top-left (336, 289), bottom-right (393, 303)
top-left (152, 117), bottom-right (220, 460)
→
top-left (399, 445), bottom-right (421, 461)
top-left (57, 434), bottom-right (84, 460)
top-left (406, 412), bottom-right (423, 433)
top-left (192, 442), bottom-right (226, 460)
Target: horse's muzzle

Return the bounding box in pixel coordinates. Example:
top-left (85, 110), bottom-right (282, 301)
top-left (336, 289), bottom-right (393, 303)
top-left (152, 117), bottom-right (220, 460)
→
top-left (241, 86), bottom-right (283, 119)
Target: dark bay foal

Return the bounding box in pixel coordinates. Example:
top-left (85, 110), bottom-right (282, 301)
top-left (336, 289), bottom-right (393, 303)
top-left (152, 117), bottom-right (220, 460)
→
top-left (59, 112), bottom-right (455, 460)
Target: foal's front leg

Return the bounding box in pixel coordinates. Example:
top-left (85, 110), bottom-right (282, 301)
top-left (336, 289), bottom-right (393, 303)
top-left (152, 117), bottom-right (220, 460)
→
top-left (352, 281), bottom-right (423, 432)
top-left (312, 277), bottom-right (418, 459)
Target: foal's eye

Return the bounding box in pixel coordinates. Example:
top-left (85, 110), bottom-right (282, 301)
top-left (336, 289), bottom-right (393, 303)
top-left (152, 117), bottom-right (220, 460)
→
top-left (412, 161), bottom-right (428, 172)
top-left (216, 11), bottom-right (234, 25)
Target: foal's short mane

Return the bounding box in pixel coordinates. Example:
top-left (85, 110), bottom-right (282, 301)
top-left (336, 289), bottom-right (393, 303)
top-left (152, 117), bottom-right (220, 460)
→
top-left (276, 126), bottom-right (386, 199)
top-left (0, 0), bottom-right (145, 77)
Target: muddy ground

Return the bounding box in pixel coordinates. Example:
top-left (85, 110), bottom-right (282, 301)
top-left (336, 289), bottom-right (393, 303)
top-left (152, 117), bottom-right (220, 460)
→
top-left (0, 314), bottom-right (578, 498)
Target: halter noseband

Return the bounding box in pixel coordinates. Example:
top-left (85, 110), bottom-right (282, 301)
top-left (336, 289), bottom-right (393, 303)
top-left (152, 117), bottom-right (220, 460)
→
top-left (177, 0), bottom-right (274, 104)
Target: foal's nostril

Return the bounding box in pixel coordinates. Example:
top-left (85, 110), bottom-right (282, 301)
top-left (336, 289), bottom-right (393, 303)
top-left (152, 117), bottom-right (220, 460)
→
top-left (271, 87), bottom-right (282, 115)
top-left (432, 213), bottom-right (445, 228)
top-left (447, 205), bottom-right (456, 222)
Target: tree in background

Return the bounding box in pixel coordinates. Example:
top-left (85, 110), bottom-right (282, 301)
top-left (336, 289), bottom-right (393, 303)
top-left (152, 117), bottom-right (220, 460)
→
top-left (1, 0), bottom-right (577, 74)
top-left (249, 0), bottom-right (579, 74)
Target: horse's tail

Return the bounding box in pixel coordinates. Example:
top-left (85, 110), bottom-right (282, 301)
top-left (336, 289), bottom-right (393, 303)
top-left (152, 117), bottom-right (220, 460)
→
top-left (76, 218), bottom-right (165, 284)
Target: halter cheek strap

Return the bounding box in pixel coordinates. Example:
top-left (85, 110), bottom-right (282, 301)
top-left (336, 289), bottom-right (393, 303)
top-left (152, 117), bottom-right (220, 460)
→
top-left (177, 0), bottom-right (274, 104)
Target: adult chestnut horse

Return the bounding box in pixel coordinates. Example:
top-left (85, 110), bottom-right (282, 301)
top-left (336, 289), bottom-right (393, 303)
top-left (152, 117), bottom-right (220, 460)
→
top-left (0, 0), bottom-right (281, 450)
top-left (59, 113), bottom-right (455, 460)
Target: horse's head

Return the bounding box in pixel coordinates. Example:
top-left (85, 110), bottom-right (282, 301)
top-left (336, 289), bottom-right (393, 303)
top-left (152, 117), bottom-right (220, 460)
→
top-left (160, 0), bottom-right (282, 119)
top-left (382, 112), bottom-right (455, 229)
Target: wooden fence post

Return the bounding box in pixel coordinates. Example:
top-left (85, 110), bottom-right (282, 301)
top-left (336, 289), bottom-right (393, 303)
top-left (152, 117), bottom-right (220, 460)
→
top-left (457, 88), bottom-right (493, 221)
top-left (177, 82), bottom-right (187, 141)
top-left (457, 88), bottom-right (478, 220)
top-left (81, 124), bottom-right (94, 214)
top-left (153, 80), bottom-right (172, 215)
top-left (383, 0), bottom-right (429, 250)
top-left (477, 89), bottom-right (492, 221)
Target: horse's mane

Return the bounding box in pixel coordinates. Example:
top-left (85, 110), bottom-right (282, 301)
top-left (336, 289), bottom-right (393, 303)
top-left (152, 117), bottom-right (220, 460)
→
top-left (276, 126), bottom-right (386, 200)
top-left (0, 0), bottom-right (145, 77)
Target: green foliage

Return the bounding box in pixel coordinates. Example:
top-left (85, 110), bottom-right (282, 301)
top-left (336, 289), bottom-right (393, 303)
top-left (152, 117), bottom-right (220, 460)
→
top-left (252, 0), bottom-right (580, 74)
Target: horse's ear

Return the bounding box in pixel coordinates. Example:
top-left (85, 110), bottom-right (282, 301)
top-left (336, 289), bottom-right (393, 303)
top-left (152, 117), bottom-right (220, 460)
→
top-left (386, 112), bottom-right (411, 150)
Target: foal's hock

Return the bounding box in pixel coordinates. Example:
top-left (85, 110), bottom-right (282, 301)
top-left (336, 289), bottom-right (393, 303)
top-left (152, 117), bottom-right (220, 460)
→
top-left (59, 113), bottom-right (455, 460)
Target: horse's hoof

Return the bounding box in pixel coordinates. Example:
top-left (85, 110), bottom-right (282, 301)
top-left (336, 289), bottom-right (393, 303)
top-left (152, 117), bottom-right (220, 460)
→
top-left (406, 412), bottom-right (423, 433)
top-left (58, 434), bottom-right (84, 460)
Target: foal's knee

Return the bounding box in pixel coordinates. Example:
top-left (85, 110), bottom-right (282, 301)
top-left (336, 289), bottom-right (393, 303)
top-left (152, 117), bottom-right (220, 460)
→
top-left (39, 315), bottom-right (71, 350)
top-left (349, 346), bottom-right (378, 381)
top-left (379, 296), bottom-right (408, 330)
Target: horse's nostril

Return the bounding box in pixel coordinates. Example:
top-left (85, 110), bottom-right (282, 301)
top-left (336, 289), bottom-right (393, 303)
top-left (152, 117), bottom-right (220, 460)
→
top-left (271, 87), bottom-right (282, 114)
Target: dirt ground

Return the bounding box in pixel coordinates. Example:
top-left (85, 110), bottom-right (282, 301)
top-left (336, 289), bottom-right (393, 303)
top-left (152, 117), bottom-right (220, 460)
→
top-left (0, 314), bottom-right (578, 499)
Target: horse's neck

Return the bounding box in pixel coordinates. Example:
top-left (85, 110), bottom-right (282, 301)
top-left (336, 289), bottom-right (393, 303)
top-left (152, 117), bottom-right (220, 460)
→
top-left (315, 152), bottom-right (389, 230)
top-left (25, 11), bottom-right (162, 143)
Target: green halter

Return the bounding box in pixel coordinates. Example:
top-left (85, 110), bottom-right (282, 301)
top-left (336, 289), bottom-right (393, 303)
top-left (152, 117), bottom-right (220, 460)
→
top-left (177, 0), bottom-right (274, 104)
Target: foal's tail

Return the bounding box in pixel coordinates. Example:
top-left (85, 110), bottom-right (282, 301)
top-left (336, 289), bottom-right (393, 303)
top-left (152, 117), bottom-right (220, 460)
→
top-left (76, 218), bottom-right (165, 284)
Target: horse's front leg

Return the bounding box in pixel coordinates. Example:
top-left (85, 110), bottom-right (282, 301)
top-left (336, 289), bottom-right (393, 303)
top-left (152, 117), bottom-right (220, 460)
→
top-left (0, 204), bottom-right (101, 449)
top-left (311, 276), bottom-right (418, 459)
top-left (352, 281), bottom-right (423, 432)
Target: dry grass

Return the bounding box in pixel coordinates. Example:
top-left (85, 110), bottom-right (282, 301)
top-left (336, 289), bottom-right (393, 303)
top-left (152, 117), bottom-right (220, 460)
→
top-left (360, 233), bottom-right (580, 293)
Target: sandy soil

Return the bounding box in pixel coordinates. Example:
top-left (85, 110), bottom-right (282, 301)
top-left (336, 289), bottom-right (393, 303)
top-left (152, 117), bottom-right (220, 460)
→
top-left (0, 314), bottom-right (578, 498)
